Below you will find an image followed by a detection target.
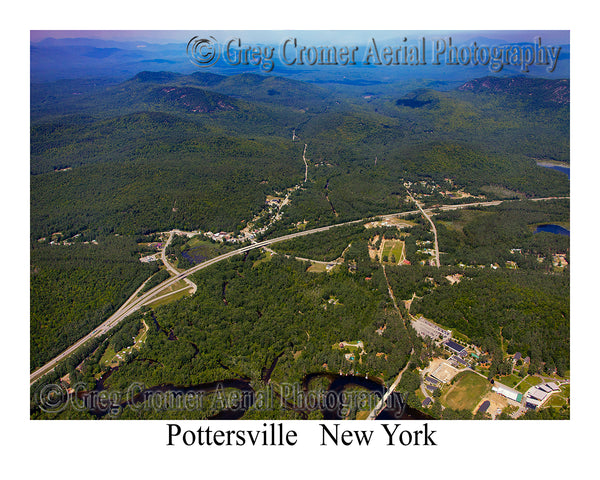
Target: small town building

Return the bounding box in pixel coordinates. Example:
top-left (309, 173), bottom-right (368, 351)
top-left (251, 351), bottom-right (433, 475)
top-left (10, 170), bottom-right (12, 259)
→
top-left (546, 382), bottom-right (560, 391)
top-left (426, 385), bottom-right (439, 395)
top-left (528, 390), bottom-right (546, 402)
top-left (492, 384), bottom-right (523, 403)
top-left (443, 340), bottom-right (467, 357)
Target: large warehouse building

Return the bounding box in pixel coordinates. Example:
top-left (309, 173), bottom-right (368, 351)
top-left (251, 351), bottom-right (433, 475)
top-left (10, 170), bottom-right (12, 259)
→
top-left (492, 384), bottom-right (523, 403)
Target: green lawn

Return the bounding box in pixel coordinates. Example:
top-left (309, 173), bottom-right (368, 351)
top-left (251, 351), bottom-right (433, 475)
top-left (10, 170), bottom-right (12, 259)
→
top-left (546, 394), bottom-right (568, 408)
top-left (382, 239), bottom-right (405, 264)
top-left (497, 373), bottom-right (521, 388)
top-left (253, 250), bottom-right (273, 268)
top-left (100, 345), bottom-right (116, 366)
top-left (442, 372), bottom-right (491, 411)
top-left (146, 285), bottom-right (192, 308)
top-left (545, 383), bottom-right (570, 409)
top-left (516, 375), bottom-right (543, 393)
top-left (307, 262), bottom-right (327, 273)
top-left (185, 237), bottom-right (212, 248)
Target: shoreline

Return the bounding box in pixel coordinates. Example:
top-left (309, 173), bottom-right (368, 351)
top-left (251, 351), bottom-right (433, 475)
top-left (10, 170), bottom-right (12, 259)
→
top-left (534, 159), bottom-right (570, 168)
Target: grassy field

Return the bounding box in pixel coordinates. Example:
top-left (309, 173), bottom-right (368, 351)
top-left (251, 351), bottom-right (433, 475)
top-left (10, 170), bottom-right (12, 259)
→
top-left (307, 263), bottom-right (327, 273)
top-left (185, 237), bottom-right (212, 248)
top-left (497, 373), bottom-right (522, 388)
top-left (442, 372), bottom-right (491, 411)
top-left (516, 375), bottom-right (543, 393)
top-left (544, 384), bottom-right (570, 408)
top-left (100, 345), bottom-right (116, 366)
top-left (546, 394), bottom-right (568, 408)
top-left (438, 209), bottom-right (494, 233)
top-left (253, 250), bottom-right (273, 268)
top-left (145, 280), bottom-right (192, 308)
top-left (161, 279), bottom-right (189, 293)
top-left (382, 239), bottom-right (405, 264)
top-left (183, 239), bottom-right (232, 261)
top-left (146, 289), bottom-right (191, 308)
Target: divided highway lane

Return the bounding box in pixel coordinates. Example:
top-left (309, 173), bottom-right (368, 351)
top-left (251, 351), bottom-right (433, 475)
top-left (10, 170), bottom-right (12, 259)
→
top-left (29, 219), bottom-right (367, 384)
top-left (30, 195), bottom-right (568, 385)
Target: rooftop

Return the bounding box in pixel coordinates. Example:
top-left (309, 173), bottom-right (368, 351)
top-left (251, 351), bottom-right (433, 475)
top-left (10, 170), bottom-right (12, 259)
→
top-left (444, 340), bottom-right (466, 353)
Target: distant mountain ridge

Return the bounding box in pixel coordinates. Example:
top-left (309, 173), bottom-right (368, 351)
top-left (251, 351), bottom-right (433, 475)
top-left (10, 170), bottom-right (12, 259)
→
top-left (458, 76), bottom-right (569, 105)
top-left (128, 70), bottom-right (332, 108)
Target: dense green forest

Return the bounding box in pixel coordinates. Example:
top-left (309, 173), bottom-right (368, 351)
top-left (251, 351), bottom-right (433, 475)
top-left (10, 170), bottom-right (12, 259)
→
top-left (398, 267), bottom-right (569, 375)
top-left (436, 199), bottom-right (570, 267)
top-left (30, 236), bottom-right (156, 370)
top-left (31, 135), bottom-right (303, 239)
top-left (105, 253), bottom-right (387, 387)
top-left (30, 71), bottom-right (569, 420)
top-left (31, 72), bottom-right (569, 241)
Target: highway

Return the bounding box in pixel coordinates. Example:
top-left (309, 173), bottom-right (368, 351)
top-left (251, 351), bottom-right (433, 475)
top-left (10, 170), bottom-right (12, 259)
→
top-left (30, 219), bottom-right (366, 384)
top-left (161, 230), bottom-right (197, 294)
top-left (29, 195), bottom-right (569, 385)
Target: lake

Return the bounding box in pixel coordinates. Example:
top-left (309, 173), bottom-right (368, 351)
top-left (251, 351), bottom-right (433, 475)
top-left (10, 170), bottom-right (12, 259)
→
top-left (535, 224), bottom-right (570, 236)
top-left (537, 163), bottom-right (570, 177)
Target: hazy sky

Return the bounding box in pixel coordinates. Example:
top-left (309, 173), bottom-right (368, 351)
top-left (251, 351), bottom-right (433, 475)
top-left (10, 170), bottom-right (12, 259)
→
top-left (30, 30), bottom-right (570, 45)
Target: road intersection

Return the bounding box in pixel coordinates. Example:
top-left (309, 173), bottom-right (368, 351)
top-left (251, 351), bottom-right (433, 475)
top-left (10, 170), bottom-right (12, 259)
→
top-left (30, 195), bottom-right (568, 385)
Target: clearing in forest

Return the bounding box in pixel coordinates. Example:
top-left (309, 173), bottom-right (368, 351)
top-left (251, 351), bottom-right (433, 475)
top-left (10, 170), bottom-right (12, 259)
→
top-left (381, 239), bottom-right (405, 265)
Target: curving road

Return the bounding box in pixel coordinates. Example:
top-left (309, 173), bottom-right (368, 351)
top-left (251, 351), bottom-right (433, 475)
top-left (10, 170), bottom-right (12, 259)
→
top-left (161, 230), bottom-right (197, 294)
top-left (30, 195), bottom-right (568, 385)
top-left (30, 219), bottom-right (366, 384)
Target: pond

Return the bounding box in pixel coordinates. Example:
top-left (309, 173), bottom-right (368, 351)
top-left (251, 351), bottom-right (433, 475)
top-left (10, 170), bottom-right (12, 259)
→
top-left (535, 224), bottom-right (570, 236)
top-left (537, 162), bottom-right (570, 178)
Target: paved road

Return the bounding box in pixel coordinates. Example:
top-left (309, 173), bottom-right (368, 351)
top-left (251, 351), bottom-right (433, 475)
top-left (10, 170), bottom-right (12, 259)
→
top-left (302, 143), bottom-right (308, 182)
top-left (30, 195), bottom-right (568, 385)
top-left (366, 265), bottom-right (412, 420)
top-left (161, 230), bottom-right (197, 294)
top-left (366, 348), bottom-right (414, 420)
top-left (29, 219), bottom-right (366, 384)
top-left (406, 189), bottom-right (440, 267)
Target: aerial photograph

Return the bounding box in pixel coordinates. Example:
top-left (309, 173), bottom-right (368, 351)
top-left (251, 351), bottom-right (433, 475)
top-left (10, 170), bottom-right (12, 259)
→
top-left (29, 29), bottom-right (570, 422)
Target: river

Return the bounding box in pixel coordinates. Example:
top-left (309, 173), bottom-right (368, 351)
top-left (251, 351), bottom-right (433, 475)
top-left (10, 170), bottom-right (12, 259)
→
top-left (81, 371), bottom-right (432, 420)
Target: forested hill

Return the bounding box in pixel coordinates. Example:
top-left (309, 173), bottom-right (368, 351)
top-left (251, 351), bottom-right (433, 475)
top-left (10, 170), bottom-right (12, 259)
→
top-left (31, 70), bottom-right (333, 121)
top-left (457, 76), bottom-right (570, 106)
top-left (31, 72), bottom-right (569, 241)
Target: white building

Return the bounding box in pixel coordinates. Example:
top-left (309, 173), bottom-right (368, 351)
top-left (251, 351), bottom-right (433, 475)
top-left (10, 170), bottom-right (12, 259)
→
top-left (492, 384), bottom-right (523, 402)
